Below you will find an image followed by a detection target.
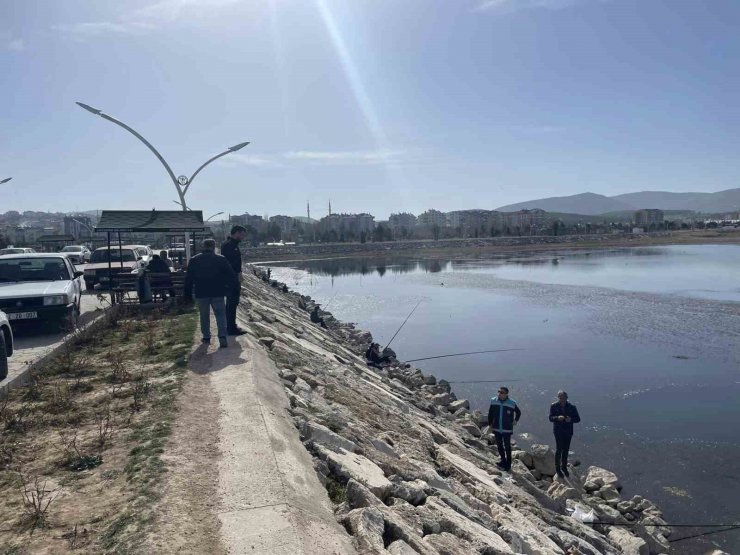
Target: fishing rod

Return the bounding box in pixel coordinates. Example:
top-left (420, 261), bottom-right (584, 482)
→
top-left (384, 300), bottom-right (423, 350)
top-left (322, 292), bottom-right (339, 311)
top-left (405, 348), bottom-right (524, 363)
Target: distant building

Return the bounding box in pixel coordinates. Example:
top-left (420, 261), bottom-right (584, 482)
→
top-left (319, 213), bottom-right (375, 238)
top-left (389, 213), bottom-right (417, 237)
top-left (503, 209), bottom-right (547, 233)
top-left (230, 213), bottom-right (267, 232)
top-left (269, 215), bottom-right (294, 235)
top-left (634, 209), bottom-right (664, 227)
top-left (417, 209), bottom-right (448, 227)
top-left (447, 210), bottom-right (502, 236)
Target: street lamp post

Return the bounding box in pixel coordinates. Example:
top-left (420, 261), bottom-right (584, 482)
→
top-left (75, 102), bottom-right (249, 262)
top-left (206, 212), bottom-right (224, 222)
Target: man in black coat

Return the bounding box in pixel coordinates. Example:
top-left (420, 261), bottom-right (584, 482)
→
top-left (221, 225), bottom-right (247, 335)
top-left (549, 390), bottom-right (581, 478)
top-left (184, 239), bottom-right (238, 348)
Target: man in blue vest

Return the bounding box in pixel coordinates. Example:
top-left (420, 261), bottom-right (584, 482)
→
top-left (488, 386), bottom-right (521, 471)
top-left (549, 390), bottom-right (581, 478)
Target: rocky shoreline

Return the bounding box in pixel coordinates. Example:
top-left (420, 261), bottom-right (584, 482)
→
top-left (241, 265), bottom-right (679, 555)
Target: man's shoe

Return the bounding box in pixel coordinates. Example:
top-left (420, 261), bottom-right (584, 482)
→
top-left (556, 469), bottom-right (564, 478)
top-left (495, 461), bottom-right (507, 470)
top-left (228, 328), bottom-right (247, 336)
top-left (201, 337), bottom-right (211, 344)
top-left (218, 337), bottom-right (228, 349)
top-left (563, 468), bottom-right (570, 477)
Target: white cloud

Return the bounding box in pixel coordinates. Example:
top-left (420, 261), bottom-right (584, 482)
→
top-left (52, 0), bottom-right (244, 38)
top-left (7, 38), bottom-right (25, 51)
top-left (219, 154), bottom-right (283, 168)
top-left (283, 149), bottom-right (405, 165)
top-left (475, 0), bottom-right (604, 14)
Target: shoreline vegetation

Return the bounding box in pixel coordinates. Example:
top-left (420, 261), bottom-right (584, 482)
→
top-left (247, 229), bottom-right (740, 264)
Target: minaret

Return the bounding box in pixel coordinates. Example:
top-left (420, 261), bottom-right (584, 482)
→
top-left (329, 200), bottom-right (332, 216)
top-left (307, 201), bottom-right (310, 221)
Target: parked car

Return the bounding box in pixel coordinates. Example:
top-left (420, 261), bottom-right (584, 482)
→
top-left (130, 245), bottom-right (154, 265)
top-left (83, 246), bottom-right (147, 291)
top-left (0, 310), bottom-right (13, 380)
top-left (0, 247), bottom-right (36, 256)
top-left (0, 254), bottom-right (83, 332)
top-left (60, 245), bottom-right (92, 265)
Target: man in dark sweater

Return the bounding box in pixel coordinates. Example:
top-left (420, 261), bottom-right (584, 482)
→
top-left (549, 390), bottom-right (581, 478)
top-left (184, 239), bottom-right (237, 348)
top-left (221, 225), bottom-right (247, 336)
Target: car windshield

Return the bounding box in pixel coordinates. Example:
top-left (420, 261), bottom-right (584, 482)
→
top-left (0, 257), bottom-right (70, 282)
top-left (0, 248), bottom-right (26, 255)
top-left (62, 246), bottom-right (82, 252)
top-left (90, 249), bottom-right (136, 263)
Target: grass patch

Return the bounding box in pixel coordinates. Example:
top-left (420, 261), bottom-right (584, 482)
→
top-left (325, 476), bottom-right (347, 504)
top-left (0, 303), bottom-right (197, 553)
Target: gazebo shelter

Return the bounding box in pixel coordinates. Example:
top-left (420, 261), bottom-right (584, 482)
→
top-left (36, 234), bottom-right (76, 251)
top-left (93, 210), bottom-right (206, 302)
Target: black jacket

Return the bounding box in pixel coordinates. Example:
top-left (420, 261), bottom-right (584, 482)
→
top-left (221, 237), bottom-right (242, 275)
top-left (549, 401), bottom-right (581, 435)
top-left (487, 397), bottom-right (521, 434)
top-left (145, 257), bottom-right (171, 274)
top-left (184, 251), bottom-right (237, 299)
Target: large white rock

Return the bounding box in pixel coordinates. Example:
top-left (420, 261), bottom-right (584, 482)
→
top-left (315, 444), bottom-right (392, 497)
top-left (422, 497), bottom-right (514, 554)
top-left (346, 507), bottom-right (386, 554)
top-left (607, 527), bottom-right (648, 555)
top-left (388, 539), bottom-right (418, 555)
top-left (529, 444), bottom-right (558, 477)
top-left (585, 466), bottom-right (622, 491)
top-left (490, 505), bottom-right (565, 555)
top-left (447, 399), bottom-right (470, 412)
top-left (301, 420), bottom-right (358, 453)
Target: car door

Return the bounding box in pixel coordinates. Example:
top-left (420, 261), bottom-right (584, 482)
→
top-left (65, 258), bottom-right (81, 306)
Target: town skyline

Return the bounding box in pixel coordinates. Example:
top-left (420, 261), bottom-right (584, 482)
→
top-left (3, 1), bottom-right (740, 218)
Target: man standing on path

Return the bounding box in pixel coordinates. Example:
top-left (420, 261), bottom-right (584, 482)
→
top-left (184, 239), bottom-right (237, 349)
top-left (549, 390), bottom-right (581, 478)
top-left (488, 386), bottom-right (521, 471)
top-left (221, 225), bottom-right (247, 336)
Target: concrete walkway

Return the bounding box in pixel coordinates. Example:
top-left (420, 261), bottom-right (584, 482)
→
top-left (158, 317), bottom-right (356, 554)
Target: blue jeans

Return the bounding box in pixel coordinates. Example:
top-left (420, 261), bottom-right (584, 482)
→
top-left (196, 297), bottom-right (227, 340)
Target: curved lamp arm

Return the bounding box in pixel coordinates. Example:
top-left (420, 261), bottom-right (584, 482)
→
top-left (0, 177), bottom-right (12, 184)
top-left (184, 141), bottom-right (250, 195)
top-left (76, 102), bottom-right (183, 198)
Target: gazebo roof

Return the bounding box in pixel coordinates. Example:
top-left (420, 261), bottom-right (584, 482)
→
top-left (94, 210), bottom-right (206, 233)
top-left (37, 234), bottom-right (76, 243)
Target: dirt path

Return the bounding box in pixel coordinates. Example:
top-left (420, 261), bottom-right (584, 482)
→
top-left (140, 339), bottom-right (226, 554)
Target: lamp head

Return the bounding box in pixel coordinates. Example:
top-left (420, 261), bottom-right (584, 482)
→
top-left (228, 141), bottom-right (250, 152)
top-left (76, 102), bottom-right (102, 115)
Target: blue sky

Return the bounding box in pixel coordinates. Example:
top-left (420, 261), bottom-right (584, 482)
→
top-left (1, 0), bottom-right (739, 219)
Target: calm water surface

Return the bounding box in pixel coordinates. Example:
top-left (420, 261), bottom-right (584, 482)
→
top-left (268, 245), bottom-right (740, 552)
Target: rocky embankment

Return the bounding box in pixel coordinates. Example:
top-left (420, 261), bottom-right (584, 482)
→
top-left (240, 266), bottom-right (674, 555)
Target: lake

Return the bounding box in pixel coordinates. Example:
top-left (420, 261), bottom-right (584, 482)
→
top-left (267, 244), bottom-right (740, 553)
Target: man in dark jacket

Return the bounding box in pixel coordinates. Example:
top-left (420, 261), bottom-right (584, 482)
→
top-left (184, 239), bottom-right (237, 348)
top-left (488, 386), bottom-right (521, 471)
top-left (549, 390), bottom-right (581, 478)
top-left (221, 225), bottom-right (247, 336)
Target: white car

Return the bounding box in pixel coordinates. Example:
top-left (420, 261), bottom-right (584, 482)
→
top-left (0, 254), bottom-right (84, 331)
top-left (0, 310), bottom-right (13, 381)
top-left (0, 247), bottom-right (36, 256)
top-left (60, 245), bottom-right (92, 265)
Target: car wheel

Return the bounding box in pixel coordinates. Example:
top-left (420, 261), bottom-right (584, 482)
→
top-left (0, 331), bottom-right (8, 381)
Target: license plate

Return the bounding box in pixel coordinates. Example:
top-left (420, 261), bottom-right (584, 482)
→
top-left (8, 311), bottom-right (37, 320)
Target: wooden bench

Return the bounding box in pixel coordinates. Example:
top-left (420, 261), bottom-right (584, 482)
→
top-left (110, 272), bottom-right (187, 304)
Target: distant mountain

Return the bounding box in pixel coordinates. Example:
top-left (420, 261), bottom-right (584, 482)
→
top-left (612, 189), bottom-right (740, 213)
top-left (496, 192), bottom-right (633, 215)
top-left (496, 188), bottom-right (740, 215)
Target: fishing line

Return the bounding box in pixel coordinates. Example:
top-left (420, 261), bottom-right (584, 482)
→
top-left (384, 300), bottom-right (423, 350)
top-left (406, 348), bottom-right (524, 363)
